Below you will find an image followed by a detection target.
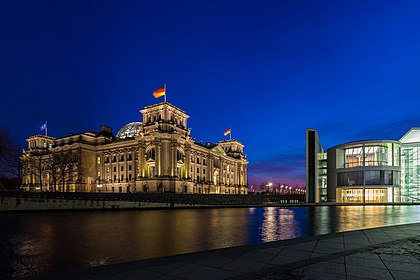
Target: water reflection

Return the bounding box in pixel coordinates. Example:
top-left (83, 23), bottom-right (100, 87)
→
top-left (261, 208), bottom-right (300, 242)
top-left (1, 205), bottom-right (420, 278)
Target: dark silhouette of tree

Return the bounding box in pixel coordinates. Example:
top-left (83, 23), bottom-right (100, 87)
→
top-left (53, 149), bottom-right (80, 192)
top-left (0, 128), bottom-right (22, 190)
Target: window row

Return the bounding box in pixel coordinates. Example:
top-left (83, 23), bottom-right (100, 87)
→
top-left (105, 173), bottom-right (134, 182)
top-left (191, 156), bottom-right (206, 165)
top-left (103, 154), bottom-right (134, 163)
top-left (343, 143), bottom-right (400, 168)
top-left (106, 165), bottom-right (133, 173)
top-left (337, 171), bottom-right (401, 187)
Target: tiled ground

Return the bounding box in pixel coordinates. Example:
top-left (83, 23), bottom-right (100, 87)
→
top-left (32, 223), bottom-right (420, 280)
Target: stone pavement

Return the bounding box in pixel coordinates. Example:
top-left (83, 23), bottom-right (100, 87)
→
top-left (33, 223), bottom-right (420, 280)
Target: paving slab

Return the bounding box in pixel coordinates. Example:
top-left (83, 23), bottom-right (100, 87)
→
top-left (390, 270), bottom-right (420, 280)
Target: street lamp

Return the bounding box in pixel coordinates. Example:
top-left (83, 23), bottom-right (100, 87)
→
top-left (266, 182), bottom-right (273, 194)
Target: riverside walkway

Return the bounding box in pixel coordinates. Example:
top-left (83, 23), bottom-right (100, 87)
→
top-left (32, 223), bottom-right (420, 280)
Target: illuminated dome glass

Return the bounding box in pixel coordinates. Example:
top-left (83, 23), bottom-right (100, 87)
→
top-left (116, 122), bottom-right (142, 139)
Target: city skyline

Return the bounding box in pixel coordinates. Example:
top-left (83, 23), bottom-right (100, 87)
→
top-left (2, 1), bottom-right (420, 187)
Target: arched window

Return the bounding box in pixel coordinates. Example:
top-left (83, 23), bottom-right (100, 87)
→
top-left (177, 150), bottom-right (184, 162)
top-left (146, 148), bottom-right (155, 160)
top-left (213, 170), bottom-right (219, 185)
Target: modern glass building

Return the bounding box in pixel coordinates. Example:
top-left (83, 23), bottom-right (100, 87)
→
top-left (306, 128), bottom-right (420, 203)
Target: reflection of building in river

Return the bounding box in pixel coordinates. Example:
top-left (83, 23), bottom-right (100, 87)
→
top-left (306, 128), bottom-right (420, 203)
top-left (261, 208), bottom-right (298, 242)
top-left (21, 102), bottom-right (248, 195)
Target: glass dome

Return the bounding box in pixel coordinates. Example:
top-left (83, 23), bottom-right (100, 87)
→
top-left (116, 122), bottom-right (142, 139)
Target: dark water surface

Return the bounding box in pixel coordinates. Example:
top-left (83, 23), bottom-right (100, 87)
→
top-left (1, 205), bottom-right (420, 278)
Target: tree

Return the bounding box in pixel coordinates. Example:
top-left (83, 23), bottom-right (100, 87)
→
top-left (0, 128), bottom-right (22, 190)
top-left (53, 149), bottom-right (80, 192)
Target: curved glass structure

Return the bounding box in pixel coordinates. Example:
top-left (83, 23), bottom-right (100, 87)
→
top-left (307, 128), bottom-right (420, 204)
top-left (343, 142), bottom-right (400, 168)
top-left (116, 122), bottom-right (142, 139)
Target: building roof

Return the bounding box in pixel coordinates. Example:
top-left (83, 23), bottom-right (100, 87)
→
top-left (218, 139), bottom-right (244, 146)
top-left (143, 102), bottom-right (187, 114)
top-left (329, 139), bottom-right (400, 150)
top-left (400, 127), bottom-right (420, 144)
top-left (27, 134), bottom-right (56, 140)
top-left (116, 122), bottom-right (142, 139)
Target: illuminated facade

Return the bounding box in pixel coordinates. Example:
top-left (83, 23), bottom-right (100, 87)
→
top-left (306, 128), bottom-right (420, 203)
top-left (22, 102), bottom-right (248, 194)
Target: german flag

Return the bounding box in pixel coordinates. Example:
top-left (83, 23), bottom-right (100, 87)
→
top-left (153, 86), bottom-right (166, 98)
top-left (224, 128), bottom-right (231, 136)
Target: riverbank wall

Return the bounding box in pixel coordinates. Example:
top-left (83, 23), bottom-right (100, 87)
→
top-left (1, 194), bottom-right (420, 212)
top-left (0, 192), bottom-right (305, 212)
top-left (0, 196), bottom-right (180, 211)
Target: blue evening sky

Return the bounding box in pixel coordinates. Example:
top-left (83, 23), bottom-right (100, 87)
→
top-left (1, 1), bottom-right (420, 187)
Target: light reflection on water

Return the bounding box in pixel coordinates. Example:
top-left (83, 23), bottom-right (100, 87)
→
top-left (1, 205), bottom-right (420, 278)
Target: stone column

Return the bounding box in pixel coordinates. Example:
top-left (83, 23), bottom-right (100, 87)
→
top-left (156, 142), bottom-right (161, 177)
top-left (184, 146), bottom-right (190, 179)
top-left (171, 143), bottom-right (177, 177)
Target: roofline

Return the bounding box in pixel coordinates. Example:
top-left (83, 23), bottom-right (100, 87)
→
top-left (27, 135), bottom-right (56, 140)
top-left (53, 131), bottom-right (98, 141)
top-left (218, 139), bottom-right (244, 147)
top-left (329, 139), bottom-right (400, 150)
top-left (142, 102), bottom-right (188, 115)
top-left (399, 127), bottom-right (420, 142)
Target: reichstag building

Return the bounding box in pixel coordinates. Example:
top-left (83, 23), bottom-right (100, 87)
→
top-left (22, 102), bottom-right (248, 194)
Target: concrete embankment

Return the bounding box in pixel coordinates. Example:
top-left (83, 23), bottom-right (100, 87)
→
top-left (0, 197), bottom-right (300, 212)
top-left (0, 196), bottom-right (181, 211)
top-left (0, 192), bottom-right (305, 212)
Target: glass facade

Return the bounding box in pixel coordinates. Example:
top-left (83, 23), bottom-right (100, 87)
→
top-left (317, 152), bottom-right (327, 202)
top-left (307, 128), bottom-right (420, 204)
top-left (344, 143), bottom-right (398, 168)
top-left (337, 188), bottom-right (396, 203)
top-left (364, 170), bottom-right (394, 185)
top-left (401, 143), bottom-right (420, 202)
top-left (337, 171), bottom-right (400, 187)
top-left (345, 147), bottom-right (363, 167)
top-left (337, 171), bottom-right (363, 187)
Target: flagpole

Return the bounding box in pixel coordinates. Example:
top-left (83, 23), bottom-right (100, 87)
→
top-left (164, 84), bottom-right (167, 102)
top-left (230, 126), bottom-right (232, 140)
top-left (45, 121), bottom-right (48, 136)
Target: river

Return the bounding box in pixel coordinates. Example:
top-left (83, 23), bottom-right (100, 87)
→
top-left (1, 205), bottom-right (420, 278)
